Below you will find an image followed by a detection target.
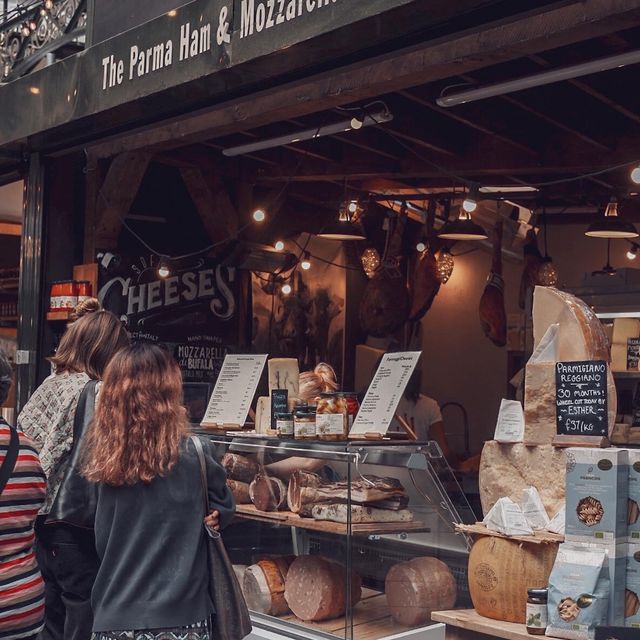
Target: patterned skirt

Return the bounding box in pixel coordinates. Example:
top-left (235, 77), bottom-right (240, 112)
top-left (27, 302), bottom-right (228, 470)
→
top-left (92, 619), bottom-right (210, 640)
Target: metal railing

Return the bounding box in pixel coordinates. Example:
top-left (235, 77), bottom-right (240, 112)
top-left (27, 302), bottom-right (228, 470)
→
top-left (0, 0), bottom-right (86, 83)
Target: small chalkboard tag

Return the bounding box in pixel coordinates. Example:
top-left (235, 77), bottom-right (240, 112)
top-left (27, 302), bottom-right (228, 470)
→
top-left (270, 389), bottom-right (288, 430)
top-left (628, 337), bottom-right (640, 370)
top-left (554, 360), bottom-right (609, 447)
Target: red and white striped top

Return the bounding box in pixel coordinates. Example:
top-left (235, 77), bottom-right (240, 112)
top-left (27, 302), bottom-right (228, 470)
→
top-left (0, 421), bottom-right (46, 640)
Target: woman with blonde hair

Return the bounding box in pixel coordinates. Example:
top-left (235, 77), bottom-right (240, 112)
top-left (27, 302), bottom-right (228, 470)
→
top-left (18, 310), bottom-right (129, 640)
top-left (81, 343), bottom-right (234, 640)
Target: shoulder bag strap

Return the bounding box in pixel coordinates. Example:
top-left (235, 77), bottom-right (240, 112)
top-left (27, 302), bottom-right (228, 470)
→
top-left (72, 380), bottom-right (98, 445)
top-left (0, 425), bottom-right (19, 495)
top-left (190, 435), bottom-right (209, 517)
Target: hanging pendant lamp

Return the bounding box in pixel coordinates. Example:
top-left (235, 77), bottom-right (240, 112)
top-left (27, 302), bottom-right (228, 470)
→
top-left (591, 239), bottom-right (618, 276)
top-left (585, 197), bottom-right (638, 239)
top-left (438, 207), bottom-right (488, 241)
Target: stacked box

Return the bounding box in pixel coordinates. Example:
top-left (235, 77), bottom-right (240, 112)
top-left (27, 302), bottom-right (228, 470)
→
top-left (629, 450), bottom-right (640, 543)
top-left (626, 543), bottom-right (640, 628)
top-left (565, 448), bottom-right (629, 543)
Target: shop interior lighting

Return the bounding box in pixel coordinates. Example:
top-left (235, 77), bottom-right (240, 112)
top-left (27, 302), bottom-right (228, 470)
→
top-left (222, 109), bottom-right (393, 157)
top-left (436, 49), bottom-right (640, 107)
top-left (45, 0), bottom-right (54, 9)
top-left (462, 184), bottom-right (479, 213)
top-left (438, 202), bottom-right (488, 241)
top-left (300, 253), bottom-right (312, 270)
top-left (252, 209), bottom-right (266, 222)
top-left (157, 258), bottom-right (171, 278)
top-left (415, 239), bottom-right (427, 253)
top-left (281, 283), bottom-right (292, 296)
top-left (585, 197), bottom-right (638, 239)
top-left (274, 240), bottom-right (285, 251)
top-left (631, 165), bottom-right (640, 185)
top-left (628, 243), bottom-right (639, 260)
top-left (318, 201), bottom-right (367, 241)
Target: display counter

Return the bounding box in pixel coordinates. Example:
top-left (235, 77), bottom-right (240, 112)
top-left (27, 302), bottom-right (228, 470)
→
top-left (432, 610), bottom-right (532, 640)
top-left (199, 432), bottom-right (476, 640)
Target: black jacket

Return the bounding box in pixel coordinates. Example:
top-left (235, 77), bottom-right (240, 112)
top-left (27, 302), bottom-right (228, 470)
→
top-left (91, 436), bottom-right (235, 632)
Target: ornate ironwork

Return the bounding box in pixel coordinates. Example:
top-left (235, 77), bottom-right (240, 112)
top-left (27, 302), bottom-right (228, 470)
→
top-left (0, 0), bottom-right (86, 83)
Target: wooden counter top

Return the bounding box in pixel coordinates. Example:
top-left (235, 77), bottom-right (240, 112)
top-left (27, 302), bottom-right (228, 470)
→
top-left (432, 610), bottom-right (533, 640)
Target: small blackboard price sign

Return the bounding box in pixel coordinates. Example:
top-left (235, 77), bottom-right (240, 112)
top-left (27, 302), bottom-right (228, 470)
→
top-left (628, 337), bottom-right (640, 370)
top-left (270, 389), bottom-right (289, 430)
top-left (555, 360), bottom-right (608, 438)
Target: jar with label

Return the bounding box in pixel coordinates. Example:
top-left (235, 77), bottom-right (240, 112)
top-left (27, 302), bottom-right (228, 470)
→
top-left (76, 280), bottom-right (92, 303)
top-left (526, 588), bottom-right (548, 635)
top-left (276, 412), bottom-right (294, 438)
top-left (341, 392), bottom-right (360, 430)
top-left (294, 406), bottom-right (316, 440)
top-left (50, 280), bottom-right (77, 311)
top-left (316, 392), bottom-right (348, 441)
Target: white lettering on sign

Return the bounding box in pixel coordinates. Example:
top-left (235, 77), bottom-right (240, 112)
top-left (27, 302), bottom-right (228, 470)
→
top-left (240, 0), bottom-right (339, 38)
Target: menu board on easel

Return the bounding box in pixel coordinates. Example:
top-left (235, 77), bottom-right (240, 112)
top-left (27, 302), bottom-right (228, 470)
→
top-left (200, 354), bottom-right (267, 429)
top-left (349, 351), bottom-right (421, 438)
top-left (553, 360), bottom-right (609, 447)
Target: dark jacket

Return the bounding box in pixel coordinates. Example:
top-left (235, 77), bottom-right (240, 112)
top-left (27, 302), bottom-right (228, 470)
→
top-left (91, 436), bottom-right (235, 632)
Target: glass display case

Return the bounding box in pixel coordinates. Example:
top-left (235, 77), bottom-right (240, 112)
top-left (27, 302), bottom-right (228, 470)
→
top-left (202, 433), bottom-right (476, 640)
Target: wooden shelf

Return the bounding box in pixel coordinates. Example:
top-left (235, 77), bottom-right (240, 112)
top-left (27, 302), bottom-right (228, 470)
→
top-left (432, 610), bottom-right (533, 640)
top-left (235, 504), bottom-right (429, 536)
top-left (47, 310), bottom-right (71, 321)
top-left (278, 588), bottom-right (427, 640)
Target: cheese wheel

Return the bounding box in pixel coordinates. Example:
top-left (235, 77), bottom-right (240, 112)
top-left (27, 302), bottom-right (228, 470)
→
top-left (468, 536), bottom-right (558, 623)
top-left (479, 441), bottom-right (566, 518)
top-left (532, 286), bottom-right (610, 362)
top-left (284, 556), bottom-right (362, 621)
top-left (385, 557), bottom-right (457, 627)
top-left (222, 453), bottom-right (259, 484)
top-left (244, 558), bottom-right (292, 616)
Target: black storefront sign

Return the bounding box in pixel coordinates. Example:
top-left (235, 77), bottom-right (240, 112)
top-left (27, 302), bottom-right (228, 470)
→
top-left (555, 360), bottom-right (608, 437)
top-left (98, 254), bottom-right (239, 421)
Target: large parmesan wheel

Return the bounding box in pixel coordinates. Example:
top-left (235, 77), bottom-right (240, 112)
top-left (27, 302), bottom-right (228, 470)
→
top-left (385, 557), bottom-right (457, 627)
top-left (532, 286), bottom-right (610, 361)
top-left (284, 556), bottom-right (362, 622)
top-left (468, 536), bottom-right (558, 623)
top-left (479, 441), bottom-right (566, 518)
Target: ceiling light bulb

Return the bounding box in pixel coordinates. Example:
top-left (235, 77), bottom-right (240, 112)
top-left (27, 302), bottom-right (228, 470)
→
top-left (40, 8), bottom-right (47, 16)
top-left (416, 241), bottom-right (427, 253)
top-left (462, 198), bottom-right (477, 213)
top-left (350, 116), bottom-right (364, 130)
top-left (252, 209), bottom-right (266, 222)
top-left (274, 240), bottom-right (285, 251)
top-left (157, 259), bottom-right (171, 278)
top-left (628, 245), bottom-right (639, 260)
top-left (436, 249), bottom-right (455, 284)
top-left (361, 248), bottom-right (381, 279)
top-left (301, 258), bottom-right (311, 270)
top-left (348, 200), bottom-right (359, 214)
top-left (632, 166), bottom-right (640, 185)
top-left (281, 284), bottom-right (292, 295)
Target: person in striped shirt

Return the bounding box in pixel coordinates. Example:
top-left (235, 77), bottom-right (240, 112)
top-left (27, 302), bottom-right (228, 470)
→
top-left (0, 352), bottom-right (46, 640)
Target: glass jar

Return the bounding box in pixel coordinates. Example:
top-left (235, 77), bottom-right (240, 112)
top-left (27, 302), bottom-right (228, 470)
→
top-left (526, 588), bottom-right (548, 635)
top-left (275, 413), bottom-right (294, 438)
top-left (294, 406), bottom-right (316, 440)
top-left (316, 392), bottom-right (348, 441)
top-left (50, 280), bottom-right (77, 311)
top-left (341, 392), bottom-right (360, 431)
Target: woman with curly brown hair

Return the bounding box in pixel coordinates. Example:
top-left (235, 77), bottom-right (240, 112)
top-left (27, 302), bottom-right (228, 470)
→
top-left (81, 343), bottom-right (235, 640)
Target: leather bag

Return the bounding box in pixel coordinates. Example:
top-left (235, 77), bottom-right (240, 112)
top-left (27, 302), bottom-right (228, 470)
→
top-left (190, 435), bottom-right (252, 640)
top-left (46, 380), bottom-right (98, 529)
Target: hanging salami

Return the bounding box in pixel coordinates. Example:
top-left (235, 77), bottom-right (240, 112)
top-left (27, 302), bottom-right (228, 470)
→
top-left (479, 219), bottom-right (507, 347)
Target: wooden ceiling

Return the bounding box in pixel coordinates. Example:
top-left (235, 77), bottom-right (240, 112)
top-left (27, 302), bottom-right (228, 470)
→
top-left (177, 24), bottom-right (640, 225)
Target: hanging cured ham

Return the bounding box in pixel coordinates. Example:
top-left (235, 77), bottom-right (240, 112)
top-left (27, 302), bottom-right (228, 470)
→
top-left (519, 228), bottom-right (545, 310)
top-left (479, 219), bottom-right (507, 347)
top-left (359, 207), bottom-right (410, 337)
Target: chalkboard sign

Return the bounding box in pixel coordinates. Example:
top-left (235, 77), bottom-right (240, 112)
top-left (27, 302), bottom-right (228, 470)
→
top-left (628, 337), bottom-right (640, 370)
top-left (270, 389), bottom-right (289, 430)
top-left (555, 360), bottom-right (608, 437)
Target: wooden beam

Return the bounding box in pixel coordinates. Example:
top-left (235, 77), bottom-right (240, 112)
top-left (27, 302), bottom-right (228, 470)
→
top-left (180, 167), bottom-right (239, 243)
top-left (88, 0), bottom-right (640, 160)
top-left (95, 152), bottom-right (151, 249)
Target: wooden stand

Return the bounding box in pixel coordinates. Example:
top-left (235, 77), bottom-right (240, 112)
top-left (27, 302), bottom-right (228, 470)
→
top-left (552, 434), bottom-right (609, 448)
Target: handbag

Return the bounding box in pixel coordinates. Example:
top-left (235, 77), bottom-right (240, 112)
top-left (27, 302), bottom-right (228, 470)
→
top-left (0, 421), bottom-right (19, 495)
top-left (190, 435), bottom-right (252, 640)
top-left (46, 380), bottom-right (98, 529)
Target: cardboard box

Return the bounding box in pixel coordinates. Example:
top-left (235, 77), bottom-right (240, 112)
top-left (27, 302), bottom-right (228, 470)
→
top-left (565, 448), bottom-right (628, 543)
top-left (626, 543), bottom-right (640, 628)
top-left (629, 450), bottom-right (640, 543)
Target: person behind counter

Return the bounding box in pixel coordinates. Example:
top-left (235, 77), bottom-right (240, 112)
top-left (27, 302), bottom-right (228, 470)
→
top-left (81, 343), bottom-right (235, 640)
top-left (0, 352), bottom-right (47, 640)
top-left (18, 310), bottom-right (130, 640)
